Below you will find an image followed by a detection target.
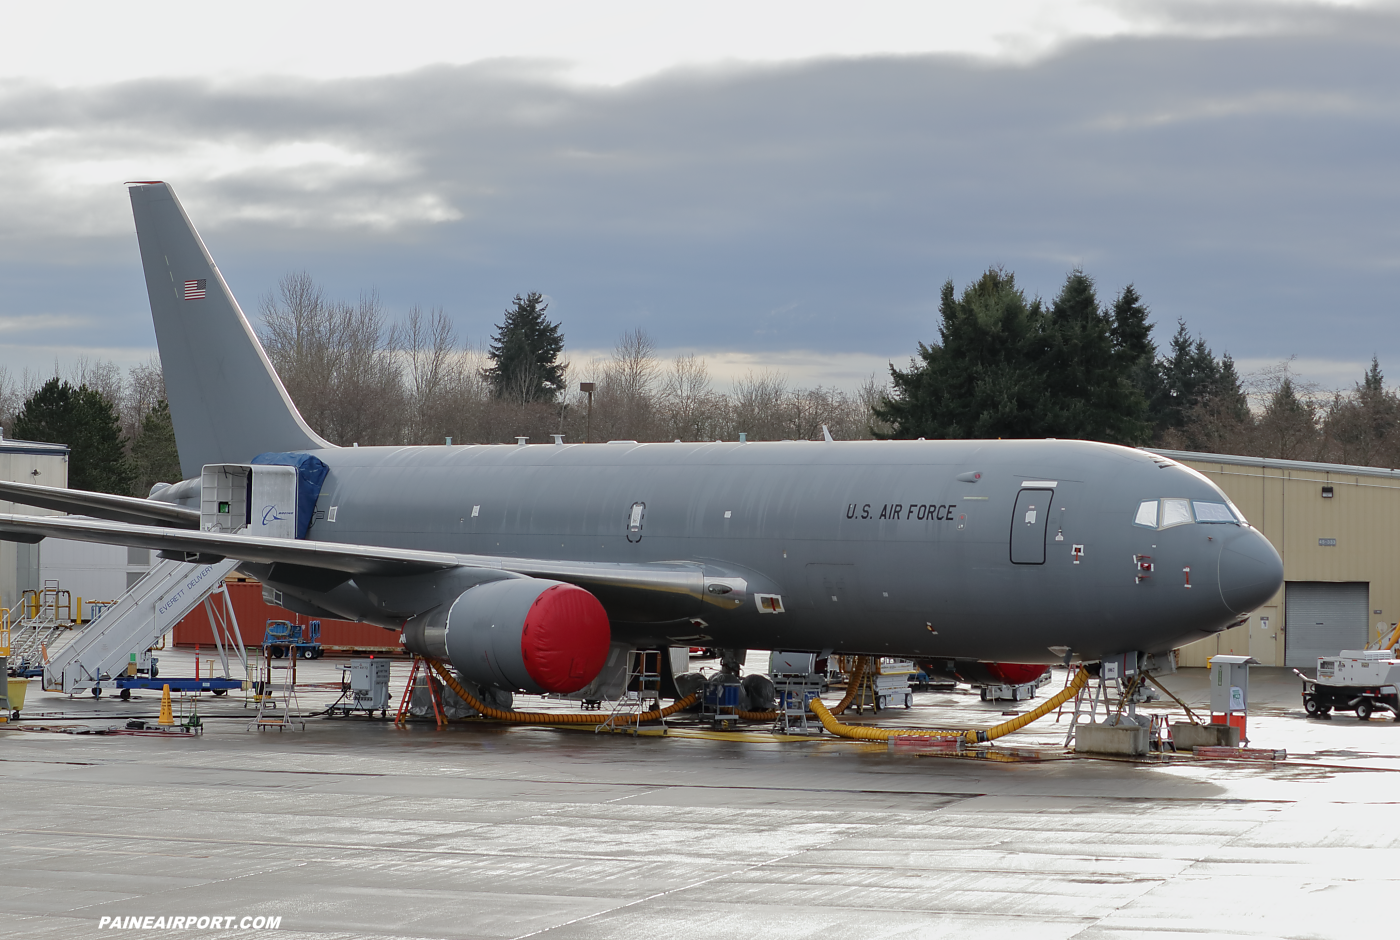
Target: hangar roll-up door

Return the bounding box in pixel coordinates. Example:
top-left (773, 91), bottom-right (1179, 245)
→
top-left (1285, 582), bottom-right (1369, 668)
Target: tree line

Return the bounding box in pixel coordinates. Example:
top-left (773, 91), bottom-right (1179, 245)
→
top-left (3, 266), bottom-right (1395, 496)
top-left (0, 357), bottom-right (177, 496)
top-left (255, 272), bottom-right (888, 449)
top-left (877, 267), bottom-right (1400, 467)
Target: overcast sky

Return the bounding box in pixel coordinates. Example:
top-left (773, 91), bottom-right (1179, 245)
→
top-left (1, 0), bottom-right (1397, 392)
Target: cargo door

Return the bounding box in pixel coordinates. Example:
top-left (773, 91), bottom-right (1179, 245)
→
top-left (1284, 581), bottom-right (1369, 668)
top-left (1010, 488), bottom-right (1053, 564)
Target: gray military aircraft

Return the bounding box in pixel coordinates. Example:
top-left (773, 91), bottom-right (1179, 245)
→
top-left (0, 182), bottom-right (1283, 697)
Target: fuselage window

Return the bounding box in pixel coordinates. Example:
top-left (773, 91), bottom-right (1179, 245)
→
top-left (1160, 498), bottom-right (1193, 528)
top-left (1192, 501), bottom-right (1236, 523)
top-left (1133, 500), bottom-right (1158, 527)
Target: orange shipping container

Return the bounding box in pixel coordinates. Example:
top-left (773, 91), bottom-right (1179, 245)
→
top-left (172, 579), bottom-right (404, 652)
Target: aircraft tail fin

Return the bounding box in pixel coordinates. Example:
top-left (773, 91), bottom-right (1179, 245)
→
top-left (128, 183), bottom-right (330, 477)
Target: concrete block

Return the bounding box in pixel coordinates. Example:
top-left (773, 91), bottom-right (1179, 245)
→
top-left (1074, 722), bottom-right (1149, 756)
top-left (1171, 722), bottom-right (1240, 750)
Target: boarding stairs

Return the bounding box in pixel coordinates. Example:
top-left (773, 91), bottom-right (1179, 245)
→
top-left (43, 557), bottom-right (242, 694)
top-left (5, 583), bottom-right (76, 669)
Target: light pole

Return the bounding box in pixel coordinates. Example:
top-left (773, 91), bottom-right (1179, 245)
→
top-left (579, 382), bottom-right (595, 443)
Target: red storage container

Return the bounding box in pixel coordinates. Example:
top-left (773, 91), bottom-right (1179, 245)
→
top-left (172, 579), bottom-right (404, 653)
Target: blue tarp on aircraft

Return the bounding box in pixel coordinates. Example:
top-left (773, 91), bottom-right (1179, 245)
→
top-left (251, 452), bottom-right (330, 539)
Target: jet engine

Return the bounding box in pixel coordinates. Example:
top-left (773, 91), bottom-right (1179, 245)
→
top-left (437, 578), bottom-right (611, 695)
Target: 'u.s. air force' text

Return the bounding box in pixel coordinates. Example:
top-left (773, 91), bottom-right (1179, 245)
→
top-left (845, 503), bottom-right (956, 521)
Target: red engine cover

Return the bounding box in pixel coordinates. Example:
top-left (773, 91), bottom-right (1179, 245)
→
top-left (985, 662), bottom-right (1052, 685)
top-left (519, 583), bottom-right (611, 694)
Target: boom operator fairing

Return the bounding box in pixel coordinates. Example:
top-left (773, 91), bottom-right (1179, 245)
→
top-left (0, 183), bottom-right (1283, 698)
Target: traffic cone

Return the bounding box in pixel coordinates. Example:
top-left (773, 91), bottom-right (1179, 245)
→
top-left (158, 684), bottom-right (174, 726)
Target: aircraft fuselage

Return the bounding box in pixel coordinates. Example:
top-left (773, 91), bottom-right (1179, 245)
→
top-left (260, 436), bottom-right (1281, 663)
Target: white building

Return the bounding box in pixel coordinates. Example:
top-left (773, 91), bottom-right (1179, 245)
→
top-left (0, 431), bottom-right (152, 615)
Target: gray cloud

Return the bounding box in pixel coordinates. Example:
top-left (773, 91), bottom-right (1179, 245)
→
top-left (2, 7), bottom-right (1400, 390)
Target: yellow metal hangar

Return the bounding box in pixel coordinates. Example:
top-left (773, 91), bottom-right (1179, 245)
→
top-left (1157, 448), bottom-right (1400, 668)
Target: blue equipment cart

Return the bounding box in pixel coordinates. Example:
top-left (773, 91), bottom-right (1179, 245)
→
top-left (262, 620), bottom-right (323, 660)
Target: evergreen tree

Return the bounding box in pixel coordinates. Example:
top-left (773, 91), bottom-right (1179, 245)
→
top-left (12, 378), bottom-right (135, 494)
top-left (1324, 356), bottom-right (1399, 466)
top-left (1256, 377), bottom-right (1317, 460)
top-left (876, 267), bottom-right (1150, 444)
top-left (1110, 285), bottom-right (1162, 417)
top-left (875, 268), bottom-right (1043, 439)
top-left (483, 292), bottom-right (566, 403)
top-left (1037, 270), bottom-right (1151, 443)
top-left (131, 400), bottom-right (183, 495)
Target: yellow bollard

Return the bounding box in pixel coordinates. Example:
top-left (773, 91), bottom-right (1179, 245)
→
top-left (158, 684), bottom-right (174, 726)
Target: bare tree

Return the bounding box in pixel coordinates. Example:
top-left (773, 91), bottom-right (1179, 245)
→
top-left (659, 354), bottom-right (726, 441)
top-left (1247, 362), bottom-right (1323, 460)
top-left (401, 305), bottom-right (458, 443)
top-left (260, 274), bottom-right (404, 445)
top-left (730, 371), bottom-right (791, 441)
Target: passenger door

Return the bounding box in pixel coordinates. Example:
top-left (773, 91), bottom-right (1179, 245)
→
top-left (1010, 489), bottom-right (1054, 564)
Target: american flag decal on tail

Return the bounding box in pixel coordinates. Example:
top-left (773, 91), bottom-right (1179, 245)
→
top-left (183, 278), bottom-right (207, 300)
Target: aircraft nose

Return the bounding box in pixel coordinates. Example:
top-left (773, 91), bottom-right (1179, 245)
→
top-left (1218, 528), bottom-right (1284, 614)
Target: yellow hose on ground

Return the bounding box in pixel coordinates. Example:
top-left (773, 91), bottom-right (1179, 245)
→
top-left (830, 655), bottom-right (871, 716)
top-left (810, 667), bottom-right (1089, 744)
top-left (427, 659), bottom-right (697, 725)
top-left (737, 654), bottom-right (872, 722)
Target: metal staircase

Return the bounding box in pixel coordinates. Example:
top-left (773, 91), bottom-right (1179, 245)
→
top-left (43, 558), bottom-right (241, 694)
top-left (6, 583), bottom-right (74, 669)
top-left (250, 646), bottom-right (304, 731)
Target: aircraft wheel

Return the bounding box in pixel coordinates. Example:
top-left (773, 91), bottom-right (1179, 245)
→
top-left (1357, 701), bottom-right (1373, 721)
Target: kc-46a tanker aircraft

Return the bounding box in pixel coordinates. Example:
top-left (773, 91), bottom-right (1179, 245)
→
top-left (0, 182), bottom-right (1284, 698)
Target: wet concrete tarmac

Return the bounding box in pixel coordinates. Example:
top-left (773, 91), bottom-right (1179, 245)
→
top-left (3, 654), bottom-right (1397, 939)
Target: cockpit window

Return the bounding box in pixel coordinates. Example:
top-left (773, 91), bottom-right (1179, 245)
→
top-left (1160, 498), bottom-right (1193, 528)
top-left (1133, 500), bottom-right (1158, 527)
top-left (1134, 497), bottom-right (1245, 529)
top-left (1192, 501), bottom-right (1236, 523)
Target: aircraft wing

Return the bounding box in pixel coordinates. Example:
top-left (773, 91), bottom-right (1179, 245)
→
top-left (0, 513), bottom-right (458, 576)
top-left (0, 479), bottom-right (200, 528)
top-left (0, 514), bottom-right (712, 611)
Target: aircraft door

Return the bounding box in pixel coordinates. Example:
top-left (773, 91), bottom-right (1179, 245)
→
top-left (1010, 488), bottom-right (1054, 564)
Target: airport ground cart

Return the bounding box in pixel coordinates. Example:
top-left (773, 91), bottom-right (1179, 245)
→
top-left (1296, 650), bottom-right (1400, 720)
